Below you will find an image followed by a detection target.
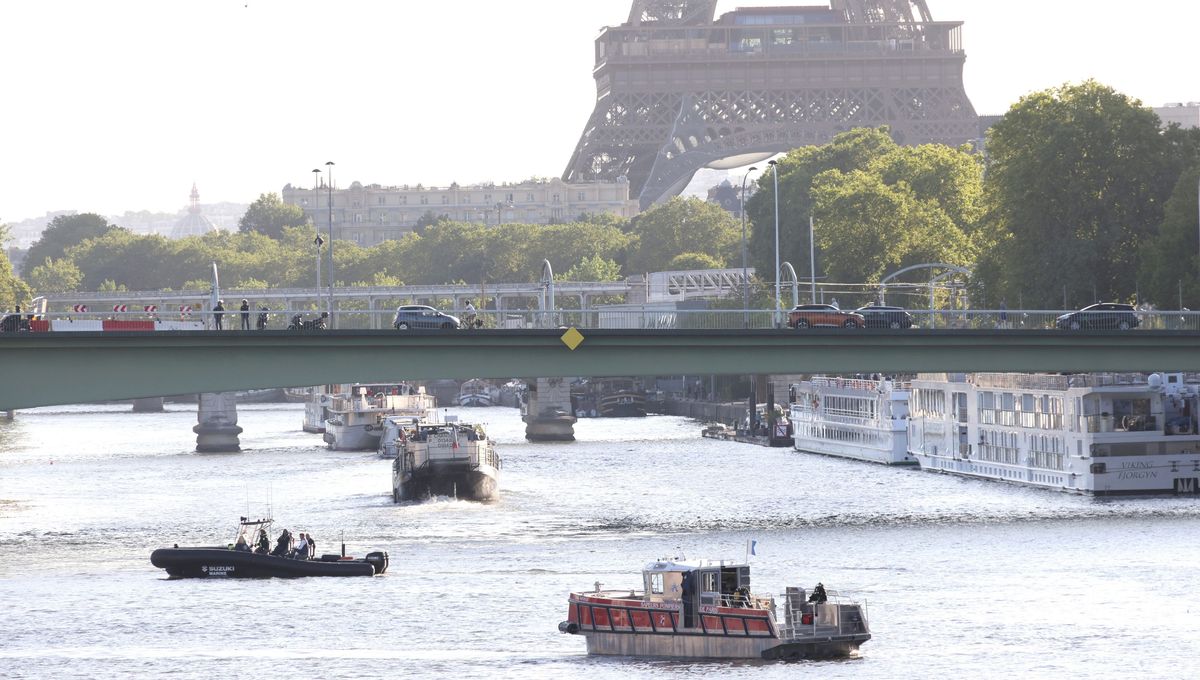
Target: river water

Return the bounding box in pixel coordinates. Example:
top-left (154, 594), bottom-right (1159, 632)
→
top-left (1, 403), bottom-right (1198, 679)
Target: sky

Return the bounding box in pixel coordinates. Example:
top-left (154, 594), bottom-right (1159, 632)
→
top-left (1, 0), bottom-right (1197, 223)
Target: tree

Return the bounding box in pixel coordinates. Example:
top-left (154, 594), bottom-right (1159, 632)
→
top-left (978, 80), bottom-right (1178, 307)
top-left (560, 254), bottom-right (623, 281)
top-left (745, 128), bottom-right (982, 293)
top-left (0, 222), bottom-right (31, 309)
top-left (27, 257), bottom-right (84, 294)
top-left (23, 213), bottom-right (116, 276)
top-left (238, 193), bottom-right (309, 239)
top-left (668, 252), bottom-right (724, 271)
top-left (625, 197), bottom-right (738, 274)
top-left (1138, 166), bottom-right (1200, 307)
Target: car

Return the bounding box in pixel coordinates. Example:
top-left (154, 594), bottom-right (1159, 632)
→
top-left (1055, 303), bottom-right (1140, 331)
top-left (392, 305), bottom-right (461, 330)
top-left (854, 304), bottom-right (915, 329)
top-left (787, 304), bottom-right (865, 329)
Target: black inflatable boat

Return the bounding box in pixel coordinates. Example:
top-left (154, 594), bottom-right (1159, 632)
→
top-left (151, 546), bottom-right (388, 578)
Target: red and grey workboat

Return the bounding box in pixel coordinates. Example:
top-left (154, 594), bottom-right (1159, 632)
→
top-left (559, 557), bottom-right (870, 660)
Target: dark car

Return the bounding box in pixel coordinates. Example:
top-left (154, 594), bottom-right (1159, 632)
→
top-left (1055, 303), bottom-right (1140, 330)
top-left (787, 304), bottom-right (865, 329)
top-left (855, 304), bottom-right (915, 329)
top-left (392, 305), bottom-right (461, 330)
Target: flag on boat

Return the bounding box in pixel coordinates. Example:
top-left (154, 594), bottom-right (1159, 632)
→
top-left (747, 539), bottom-right (757, 556)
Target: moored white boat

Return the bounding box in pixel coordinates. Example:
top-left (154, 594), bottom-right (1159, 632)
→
top-left (559, 557), bottom-right (870, 660)
top-left (789, 376), bottom-right (916, 465)
top-left (908, 372), bottom-right (1200, 495)
top-left (324, 384), bottom-right (434, 451)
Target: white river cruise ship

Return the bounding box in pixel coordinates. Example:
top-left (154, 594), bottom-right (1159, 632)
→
top-left (788, 376), bottom-right (916, 465)
top-left (907, 372), bottom-right (1200, 496)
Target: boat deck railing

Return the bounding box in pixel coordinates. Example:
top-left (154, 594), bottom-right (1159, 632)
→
top-left (570, 592), bottom-right (775, 638)
top-left (778, 588), bottom-right (869, 641)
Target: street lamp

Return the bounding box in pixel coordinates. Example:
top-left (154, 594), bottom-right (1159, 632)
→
top-left (809, 214), bottom-right (817, 304)
top-left (311, 168), bottom-right (322, 295)
top-left (325, 160), bottom-right (335, 327)
top-left (740, 166), bottom-right (758, 328)
top-left (768, 159), bottom-right (781, 327)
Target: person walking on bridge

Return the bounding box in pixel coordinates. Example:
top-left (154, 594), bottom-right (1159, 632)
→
top-left (213, 300), bottom-right (225, 330)
top-left (239, 299), bottom-right (250, 330)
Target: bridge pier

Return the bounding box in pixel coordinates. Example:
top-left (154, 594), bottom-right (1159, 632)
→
top-left (522, 377), bottom-right (576, 441)
top-left (131, 397), bottom-right (164, 413)
top-left (193, 392), bottom-right (243, 453)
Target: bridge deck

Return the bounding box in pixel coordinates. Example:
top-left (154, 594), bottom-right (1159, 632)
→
top-left (3, 329), bottom-right (1199, 410)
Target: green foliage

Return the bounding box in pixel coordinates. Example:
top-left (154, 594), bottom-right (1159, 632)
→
top-left (668, 252), bottom-right (724, 271)
top-left (24, 213), bottom-right (117, 276)
top-left (97, 279), bottom-right (127, 292)
top-left (235, 278), bottom-right (270, 289)
top-left (625, 197), bottom-right (737, 274)
top-left (1138, 166), bottom-right (1200, 307)
top-left (27, 257), bottom-right (84, 294)
top-left (238, 193), bottom-right (309, 239)
top-left (977, 80), bottom-right (1183, 307)
top-left (560, 254), bottom-right (623, 282)
top-left (746, 127), bottom-right (982, 290)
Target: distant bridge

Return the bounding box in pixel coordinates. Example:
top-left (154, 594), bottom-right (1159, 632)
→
top-left (4, 329), bottom-right (1200, 410)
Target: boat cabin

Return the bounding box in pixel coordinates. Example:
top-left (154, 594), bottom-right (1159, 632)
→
top-left (643, 559), bottom-right (752, 618)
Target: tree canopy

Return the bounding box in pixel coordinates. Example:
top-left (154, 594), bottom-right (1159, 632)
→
top-left (238, 193), bottom-right (310, 239)
top-left (23, 213), bottom-right (117, 276)
top-left (974, 80), bottom-right (1193, 307)
top-left (624, 197), bottom-right (739, 274)
top-left (745, 127), bottom-right (982, 295)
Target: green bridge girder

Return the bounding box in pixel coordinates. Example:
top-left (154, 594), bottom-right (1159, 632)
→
top-left (2, 329), bottom-right (1199, 410)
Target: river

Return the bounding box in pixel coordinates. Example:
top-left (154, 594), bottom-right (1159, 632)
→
top-left (1, 403), bottom-right (1197, 679)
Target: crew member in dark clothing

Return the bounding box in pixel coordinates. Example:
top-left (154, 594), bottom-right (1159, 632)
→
top-left (213, 300), bottom-right (225, 330)
top-left (239, 299), bottom-right (250, 330)
top-left (271, 528), bottom-right (292, 557)
top-left (255, 529), bottom-right (270, 554)
top-left (307, 534), bottom-right (316, 559)
top-left (808, 582), bottom-right (828, 604)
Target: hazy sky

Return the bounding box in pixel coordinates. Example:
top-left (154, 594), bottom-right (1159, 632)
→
top-left (1, 0), bottom-right (1196, 223)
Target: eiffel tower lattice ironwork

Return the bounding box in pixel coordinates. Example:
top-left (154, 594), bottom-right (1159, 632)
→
top-left (564, 1), bottom-right (979, 209)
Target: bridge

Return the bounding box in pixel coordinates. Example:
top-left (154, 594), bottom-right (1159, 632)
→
top-left (4, 329), bottom-right (1200, 411)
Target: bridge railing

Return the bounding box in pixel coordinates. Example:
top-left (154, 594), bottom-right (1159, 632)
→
top-left (8, 308), bottom-right (1200, 332)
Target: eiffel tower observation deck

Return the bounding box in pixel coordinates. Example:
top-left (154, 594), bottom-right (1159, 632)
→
top-left (564, 1), bottom-right (979, 209)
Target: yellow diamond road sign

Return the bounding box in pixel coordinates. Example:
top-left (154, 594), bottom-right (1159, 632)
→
top-left (560, 327), bottom-right (585, 350)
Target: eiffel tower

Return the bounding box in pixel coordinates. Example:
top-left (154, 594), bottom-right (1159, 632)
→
top-left (564, 0), bottom-right (979, 209)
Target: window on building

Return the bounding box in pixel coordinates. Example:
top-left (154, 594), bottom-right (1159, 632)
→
top-left (420, 196), bottom-right (428, 205)
top-left (577, 191), bottom-right (586, 201)
top-left (442, 195), bottom-right (450, 204)
top-left (553, 193), bottom-right (561, 203)
top-left (353, 214), bottom-right (363, 224)
top-left (399, 196), bottom-right (408, 205)
top-left (484, 194), bottom-right (492, 203)
top-left (526, 192), bottom-right (534, 202)
top-left (378, 196), bottom-right (386, 205)
top-left (505, 192), bottom-right (514, 202)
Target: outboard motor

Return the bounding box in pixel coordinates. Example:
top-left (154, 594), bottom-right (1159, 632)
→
top-left (364, 551), bottom-right (389, 575)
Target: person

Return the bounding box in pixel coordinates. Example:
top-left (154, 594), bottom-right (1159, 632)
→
top-left (256, 305), bottom-right (269, 330)
top-left (213, 299), bottom-right (225, 330)
top-left (998, 298), bottom-right (1008, 329)
top-left (239, 299), bottom-right (250, 330)
top-left (464, 300), bottom-right (478, 328)
top-left (271, 528), bottom-right (292, 557)
top-left (233, 535), bottom-right (251, 552)
top-left (307, 533), bottom-right (317, 559)
top-left (808, 582), bottom-right (827, 604)
top-left (293, 532), bottom-right (309, 560)
top-left (255, 528), bottom-right (270, 555)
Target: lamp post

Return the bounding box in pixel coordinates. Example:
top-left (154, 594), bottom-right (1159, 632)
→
top-left (311, 168), bottom-right (322, 296)
top-left (740, 166), bottom-right (758, 328)
top-left (325, 160), bottom-right (335, 327)
top-left (768, 159), bottom-right (781, 327)
top-left (809, 214), bottom-right (817, 303)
